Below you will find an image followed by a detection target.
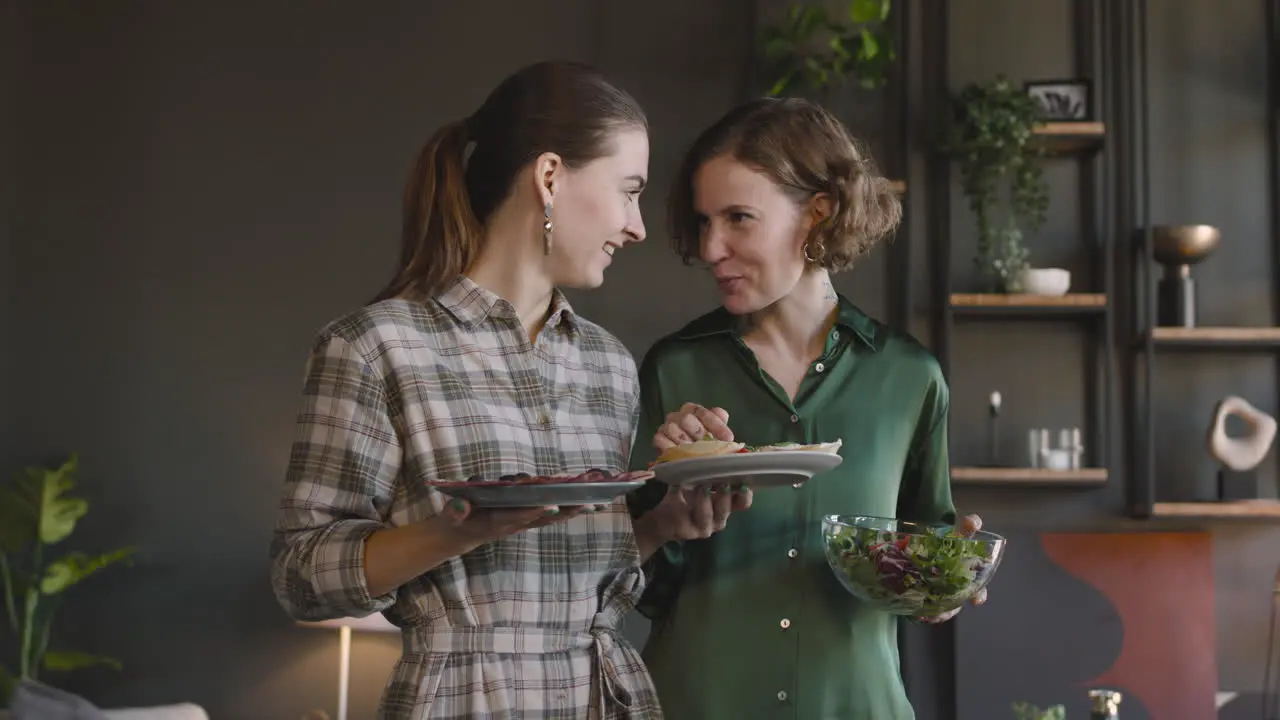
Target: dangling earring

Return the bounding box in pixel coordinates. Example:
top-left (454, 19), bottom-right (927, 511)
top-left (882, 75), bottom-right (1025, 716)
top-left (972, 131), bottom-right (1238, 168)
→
top-left (543, 203), bottom-right (554, 256)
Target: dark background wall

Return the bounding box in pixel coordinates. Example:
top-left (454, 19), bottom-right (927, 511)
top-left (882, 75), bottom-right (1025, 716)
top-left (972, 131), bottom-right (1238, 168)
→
top-left (3, 1), bottom-right (1278, 719)
top-left (1, 0), bottom-right (15, 467)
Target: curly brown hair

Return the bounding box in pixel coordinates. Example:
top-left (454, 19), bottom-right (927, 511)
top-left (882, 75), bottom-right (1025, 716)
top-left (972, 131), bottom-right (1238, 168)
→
top-left (668, 97), bottom-right (902, 272)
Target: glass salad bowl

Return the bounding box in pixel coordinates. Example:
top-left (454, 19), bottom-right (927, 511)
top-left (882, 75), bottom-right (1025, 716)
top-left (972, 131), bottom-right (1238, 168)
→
top-left (822, 514), bottom-right (1007, 616)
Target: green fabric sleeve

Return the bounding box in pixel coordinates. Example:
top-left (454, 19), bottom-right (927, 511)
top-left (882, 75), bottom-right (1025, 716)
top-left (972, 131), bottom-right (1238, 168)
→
top-left (896, 373), bottom-right (958, 526)
top-left (626, 345), bottom-right (685, 621)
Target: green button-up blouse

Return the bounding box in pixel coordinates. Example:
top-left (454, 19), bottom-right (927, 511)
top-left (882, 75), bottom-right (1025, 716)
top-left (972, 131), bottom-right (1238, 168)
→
top-left (627, 296), bottom-right (956, 720)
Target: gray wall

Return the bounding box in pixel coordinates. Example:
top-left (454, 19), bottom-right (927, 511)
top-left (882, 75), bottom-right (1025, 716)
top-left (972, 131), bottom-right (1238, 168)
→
top-left (1, 0), bottom-right (16, 468)
top-left (3, 1), bottom-right (1278, 719)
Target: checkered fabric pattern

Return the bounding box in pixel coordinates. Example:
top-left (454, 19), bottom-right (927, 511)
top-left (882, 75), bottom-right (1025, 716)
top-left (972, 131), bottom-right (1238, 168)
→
top-left (270, 277), bottom-right (662, 719)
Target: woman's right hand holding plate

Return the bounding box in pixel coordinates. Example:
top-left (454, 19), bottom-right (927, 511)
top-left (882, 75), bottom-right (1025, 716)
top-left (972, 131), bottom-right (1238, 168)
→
top-left (634, 403), bottom-right (752, 559)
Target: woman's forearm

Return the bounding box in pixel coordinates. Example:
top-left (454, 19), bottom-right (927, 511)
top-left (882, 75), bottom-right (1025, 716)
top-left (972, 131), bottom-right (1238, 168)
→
top-left (363, 521), bottom-right (472, 597)
top-left (633, 512), bottom-right (668, 563)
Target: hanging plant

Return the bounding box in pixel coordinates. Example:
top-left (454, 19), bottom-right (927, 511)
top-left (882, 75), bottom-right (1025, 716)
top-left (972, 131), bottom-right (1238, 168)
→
top-left (759, 0), bottom-right (896, 98)
top-left (939, 76), bottom-right (1050, 291)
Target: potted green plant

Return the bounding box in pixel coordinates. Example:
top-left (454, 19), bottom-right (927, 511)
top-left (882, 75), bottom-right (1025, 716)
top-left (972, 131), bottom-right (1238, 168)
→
top-left (940, 76), bottom-right (1051, 292)
top-left (0, 454), bottom-right (136, 707)
top-left (1012, 701), bottom-right (1066, 720)
top-left (759, 0), bottom-right (896, 98)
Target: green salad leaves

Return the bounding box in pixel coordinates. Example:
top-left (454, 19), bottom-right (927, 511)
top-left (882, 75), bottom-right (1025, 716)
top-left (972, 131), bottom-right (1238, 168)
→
top-left (824, 521), bottom-right (997, 615)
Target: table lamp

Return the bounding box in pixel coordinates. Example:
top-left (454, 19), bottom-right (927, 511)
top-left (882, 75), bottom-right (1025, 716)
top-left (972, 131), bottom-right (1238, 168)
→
top-left (298, 614), bottom-right (400, 720)
top-left (1265, 566), bottom-right (1280, 720)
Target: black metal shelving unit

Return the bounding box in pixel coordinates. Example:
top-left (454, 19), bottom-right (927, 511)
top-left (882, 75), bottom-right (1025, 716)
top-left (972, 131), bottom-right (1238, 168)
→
top-left (1126, 0), bottom-right (1280, 521)
top-left (927, 0), bottom-right (1115, 491)
top-left (888, 0), bottom-right (913, 332)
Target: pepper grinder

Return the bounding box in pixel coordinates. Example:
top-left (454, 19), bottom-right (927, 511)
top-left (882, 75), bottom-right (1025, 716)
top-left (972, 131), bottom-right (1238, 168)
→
top-left (988, 391), bottom-right (1002, 465)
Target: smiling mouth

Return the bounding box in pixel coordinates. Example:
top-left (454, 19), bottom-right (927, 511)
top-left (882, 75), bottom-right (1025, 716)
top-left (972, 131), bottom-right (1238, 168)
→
top-left (716, 276), bottom-right (745, 292)
top-left (603, 245), bottom-right (616, 256)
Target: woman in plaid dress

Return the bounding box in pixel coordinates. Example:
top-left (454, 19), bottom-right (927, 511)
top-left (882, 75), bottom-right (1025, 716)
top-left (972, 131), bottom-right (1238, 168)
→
top-left (269, 61), bottom-right (730, 719)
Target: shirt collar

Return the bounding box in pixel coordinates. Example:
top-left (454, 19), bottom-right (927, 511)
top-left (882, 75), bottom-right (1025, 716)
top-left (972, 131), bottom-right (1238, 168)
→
top-left (673, 294), bottom-right (880, 350)
top-left (434, 276), bottom-right (578, 333)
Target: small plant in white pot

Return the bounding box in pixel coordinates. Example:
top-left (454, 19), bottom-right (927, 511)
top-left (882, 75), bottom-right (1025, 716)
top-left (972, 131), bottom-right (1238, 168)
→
top-left (939, 76), bottom-right (1051, 292)
top-left (1016, 267), bottom-right (1072, 296)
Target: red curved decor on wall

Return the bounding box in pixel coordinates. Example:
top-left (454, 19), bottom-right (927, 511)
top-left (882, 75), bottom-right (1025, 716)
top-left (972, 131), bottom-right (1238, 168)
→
top-left (1040, 532), bottom-right (1218, 720)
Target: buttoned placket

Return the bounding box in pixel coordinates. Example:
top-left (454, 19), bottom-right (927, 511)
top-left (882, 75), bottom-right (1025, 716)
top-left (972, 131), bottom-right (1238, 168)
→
top-left (522, 322), bottom-right (562, 462)
top-left (773, 326), bottom-right (844, 712)
top-left (779, 400), bottom-right (806, 713)
top-left (731, 327), bottom-right (850, 712)
top-left (513, 316), bottom-right (574, 616)
top-left (492, 310), bottom-right (561, 475)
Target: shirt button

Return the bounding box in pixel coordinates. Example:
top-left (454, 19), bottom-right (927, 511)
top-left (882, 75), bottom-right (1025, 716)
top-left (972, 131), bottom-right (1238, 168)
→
top-left (787, 548), bottom-right (798, 559)
top-left (777, 690), bottom-right (789, 702)
top-left (538, 412), bottom-right (551, 426)
top-left (780, 618), bottom-right (791, 629)
top-left (814, 362), bottom-right (825, 373)
top-left (790, 414), bottom-right (799, 423)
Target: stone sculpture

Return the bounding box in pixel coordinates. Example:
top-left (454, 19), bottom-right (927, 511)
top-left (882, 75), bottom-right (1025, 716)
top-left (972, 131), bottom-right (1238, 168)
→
top-left (1207, 395), bottom-right (1277, 500)
top-left (1207, 395), bottom-right (1277, 471)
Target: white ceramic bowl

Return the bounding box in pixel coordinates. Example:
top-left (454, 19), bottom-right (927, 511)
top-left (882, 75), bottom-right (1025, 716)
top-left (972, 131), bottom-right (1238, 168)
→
top-left (1017, 267), bottom-right (1071, 296)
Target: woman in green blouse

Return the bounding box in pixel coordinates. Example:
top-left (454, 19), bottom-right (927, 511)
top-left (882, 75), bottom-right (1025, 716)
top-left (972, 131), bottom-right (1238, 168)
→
top-left (627, 97), bottom-right (985, 720)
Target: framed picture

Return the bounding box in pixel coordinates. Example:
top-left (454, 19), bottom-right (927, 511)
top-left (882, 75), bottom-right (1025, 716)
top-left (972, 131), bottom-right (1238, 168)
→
top-left (1024, 79), bottom-right (1092, 122)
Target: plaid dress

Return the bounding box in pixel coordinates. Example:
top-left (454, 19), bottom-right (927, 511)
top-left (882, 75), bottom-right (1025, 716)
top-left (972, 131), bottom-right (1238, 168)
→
top-left (270, 277), bottom-right (663, 719)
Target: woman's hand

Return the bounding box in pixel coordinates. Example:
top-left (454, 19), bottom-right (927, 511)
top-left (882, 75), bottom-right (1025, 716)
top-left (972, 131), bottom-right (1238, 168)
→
top-left (434, 498), bottom-right (587, 556)
top-left (912, 513), bottom-right (987, 624)
top-left (655, 403), bottom-right (736, 447)
top-left (364, 497), bottom-right (590, 598)
top-left (634, 484), bottom-right (753, 561)
top-left (656, 484), bottom-right (751, 536)
top-left (635, 402), bottom-right (751, 560)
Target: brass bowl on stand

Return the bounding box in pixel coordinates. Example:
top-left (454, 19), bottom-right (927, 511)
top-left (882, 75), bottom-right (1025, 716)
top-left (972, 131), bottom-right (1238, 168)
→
top-left (1150, 224), bottom-right (1220, 327)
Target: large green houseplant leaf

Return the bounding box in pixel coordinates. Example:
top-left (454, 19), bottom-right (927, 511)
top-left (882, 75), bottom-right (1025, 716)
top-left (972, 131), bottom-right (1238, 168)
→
top-left (760, 0), bottom-right (896, 98)
top-left (0, 454), bottom-right (137, 707)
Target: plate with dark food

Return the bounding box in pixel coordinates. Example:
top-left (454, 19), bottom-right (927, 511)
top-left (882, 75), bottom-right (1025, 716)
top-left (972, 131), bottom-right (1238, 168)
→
top-left (424, 468), bottom-right (654, 508)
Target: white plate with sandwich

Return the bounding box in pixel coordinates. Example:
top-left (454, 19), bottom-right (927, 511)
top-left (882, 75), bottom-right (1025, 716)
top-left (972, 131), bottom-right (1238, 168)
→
top-left (649, 439), bottom-right (844, 489)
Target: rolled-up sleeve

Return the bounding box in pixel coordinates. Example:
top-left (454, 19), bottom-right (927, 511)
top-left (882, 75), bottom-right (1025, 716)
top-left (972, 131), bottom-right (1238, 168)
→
top-left (270, 330), bottom-right (401, 620)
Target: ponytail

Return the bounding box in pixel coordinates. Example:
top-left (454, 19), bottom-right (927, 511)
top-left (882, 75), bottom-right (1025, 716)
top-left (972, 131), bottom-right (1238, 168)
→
top-left (370, 120), bottom-right (481, 304)
top-left (371, 61), bottom-right (648, 303)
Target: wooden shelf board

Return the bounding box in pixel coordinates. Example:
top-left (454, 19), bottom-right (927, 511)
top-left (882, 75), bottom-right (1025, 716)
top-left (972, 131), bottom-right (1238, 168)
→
top-left (949, 293), bottom-right (1106, 320)
top-left (1033, 121), bottom-right (1106, 137)
top-left (1032, 122), bottom-right (1106, 154)
top-left (951, 293), bottom-right (1106, 308)
top-left (1151, 326), bottom-right (1280, 343)
top-left (951, 467), bottom-right (1107, 486)
top-left (1151, 501), bottom-right (1280, 519)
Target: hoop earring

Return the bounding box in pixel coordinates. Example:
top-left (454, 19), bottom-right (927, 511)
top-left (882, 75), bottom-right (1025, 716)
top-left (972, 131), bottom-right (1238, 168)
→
top-left (543, 203), bottom-right (554, 256)
top-left (803, 240), bottom-right (825, 264)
